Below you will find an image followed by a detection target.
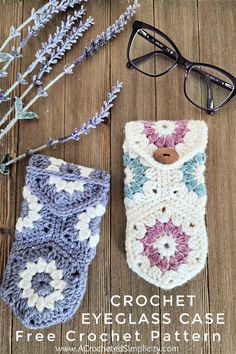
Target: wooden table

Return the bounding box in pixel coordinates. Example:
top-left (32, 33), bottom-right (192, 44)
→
top-left (0, 1), bottom-right (236, 353)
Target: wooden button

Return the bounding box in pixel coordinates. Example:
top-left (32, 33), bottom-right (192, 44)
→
top-left (153, 147), bottom-right (179, 164)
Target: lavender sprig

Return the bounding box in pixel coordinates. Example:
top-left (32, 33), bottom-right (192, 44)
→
top-left (1, 8), bottom-right (87, 100)
top-left (35, 16), bottom-right (94, 83)
top-left (60, 81), bottom-right (123, 142)
top-left (0, 2), bottom-right (51, 53)
top-left (0, 0), bottom-right (139, 142)
top-left (0, 90), bottom-right (10, 103)
top-left (57, 0), bottom-right (86, 11)
top-left (73, 0), bottom-right (140, 67)
top-left (0, 82), bottom-right (123, 175)
top-left (0, 14), bottom-right (93, 127)
top-left (1, 0), bottom-right (87, 74)
top-left (20, 0), bottom-right (87, 55)
top-left (25, 0), bottom-right (139, 105)
top-left (32, 7), bottom-right (87, 72)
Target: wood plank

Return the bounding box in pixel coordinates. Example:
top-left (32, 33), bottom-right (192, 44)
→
top-left (198, 1), bottom-right (236, 353)
top-left (0, 2), bottom-right (23, 354)
top-left (154, 1), bottom-right (211, 354)
top-left (10, 0), bottom-right (65, 353)
top-left (61, 0), bottom-right (111, 349)
top-left (110, 0), bottom-right (160, 349)
top-left (0, 1), bottom-right (235, 353)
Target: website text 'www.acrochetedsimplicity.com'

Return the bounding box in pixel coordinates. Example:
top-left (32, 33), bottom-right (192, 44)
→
top-left (54, 345), bottom-right (179, 353)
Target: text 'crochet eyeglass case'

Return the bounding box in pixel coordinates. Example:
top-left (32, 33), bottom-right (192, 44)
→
top-left (123, 120), bottom-right (208, 289)
top-left (0, 155), bottom-right (110, 329)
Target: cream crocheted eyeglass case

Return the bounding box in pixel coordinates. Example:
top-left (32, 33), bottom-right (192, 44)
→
top-left (123, 120), bottom-right (208, 290)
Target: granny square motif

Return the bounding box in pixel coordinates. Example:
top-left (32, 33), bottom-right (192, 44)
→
top-left (0, 155), bottom-right (110, 329)
top-left (123, 120), bottom-right (208, 289)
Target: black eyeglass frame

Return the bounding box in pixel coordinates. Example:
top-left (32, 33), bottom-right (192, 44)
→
top-left (127, 21), bottom-right (236, 114)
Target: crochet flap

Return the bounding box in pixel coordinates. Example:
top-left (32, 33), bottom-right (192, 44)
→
top-left (26, 155), bottom-right (110, 217)
top-left (124, 120), bottom-right (208, 170)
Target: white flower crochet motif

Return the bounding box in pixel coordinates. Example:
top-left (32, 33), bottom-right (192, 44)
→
top-left (16, 186), bottom-right (43, 232)
top-left (48, 176), bottom-right (85, 194)
top-left (46, 157), bottom-right (64, 172)
top-left (18, 258), bottom-right (66, 312)
top-left (193, 164), bottom-right (205, 184)
top-left (46, 157), bottom-right (93, 178)
top-left (75, 204), bottom-right (106, 247)
top-left (124, 166), bottom-right (134, 186)
top-left (154, 120), bottom-right (176, 136)
top-left (153, 235), bottom-right (177, 258)
top-left (79, 166), bottom-right (93, 177)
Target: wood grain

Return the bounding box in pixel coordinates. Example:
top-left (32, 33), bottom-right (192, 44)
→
top-left (61, 0), bottom-right (111, 348)
top-left (0, 0), bottom-right (235, 353)
top-left (198, 1), bottom-right (236, 354)
top-left (0, 3), bottom-right (23, 354)
top-left (154, 2), bottom-right (210, 354)
top-left (11, 1), bottom-right (65, 353)
top-left (110, 0), bottom-right (158, 348)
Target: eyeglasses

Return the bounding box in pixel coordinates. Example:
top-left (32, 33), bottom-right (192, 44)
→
top-left (127, 21), bottom-right (236, 114)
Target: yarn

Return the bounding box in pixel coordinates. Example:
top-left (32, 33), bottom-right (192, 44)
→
top-left (0, 154), bottom-right (110, 329)
top-left (143, 120), bottom-right (189, 148)
top-left (123, 120), bottom-right (208, 290)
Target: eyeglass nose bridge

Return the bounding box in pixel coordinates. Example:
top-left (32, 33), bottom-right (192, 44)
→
top-left (178, 56), bottom-right (192, 69)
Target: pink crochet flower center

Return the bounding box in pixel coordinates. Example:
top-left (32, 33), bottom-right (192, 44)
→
top-left (140, 219), bottom-right (191, 273)
top-left (143, 121), bottom-right (189, 148)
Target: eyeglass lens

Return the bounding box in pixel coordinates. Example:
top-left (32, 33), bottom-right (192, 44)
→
top-left (185, 65), bottom-right (234, 110)
top-left (129, 28), bottom-right (178, 76)
top-left (129, 26), bottom-right (235, 111)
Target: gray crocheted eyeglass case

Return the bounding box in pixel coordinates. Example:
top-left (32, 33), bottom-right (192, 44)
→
top-left (0, 155), bottom-right (110, 329)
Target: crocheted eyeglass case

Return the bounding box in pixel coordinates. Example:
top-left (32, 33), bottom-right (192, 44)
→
top-left (0, 155), bottom-right (110, 329)
top-left (123, 120), bottom-right (208, 290)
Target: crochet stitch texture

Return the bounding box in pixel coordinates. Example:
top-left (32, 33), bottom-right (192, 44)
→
top-left (0, 155), bottom-right (110, 328)
top-left (123, 120), bottom-right (208, 289)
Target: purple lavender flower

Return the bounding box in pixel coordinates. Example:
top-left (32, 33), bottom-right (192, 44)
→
top-left (14, 1), bottom-right (87, 57)
top-left (57, 0), bottom-right (87, 11)
top-left (0, 78), bottom-right (122, 173)
top-left (0, 1), bottom-right (138, 152)
top-left (57, 82), bottom-right (123, 144)
top-left (34, 16), bottom-right (94, 83)
top-left (72, 0), bottom-right (140, 67)
top-left (16, 73), bottom-right (28, 85)
top-left (9, 25), bottom-right (21, 39)
top-left (37, 87), bottom-right (48, 98)
top-left (0, 8), bottom-right (88, 102)
top-left (32, 7), bottom-right (86, 71)
top-left (32, 76), bottom-right (42, 86)
top-left (0, 71), bottom-right (8, 78)
top-left (10, 47), bottom-right (22, 59)
top-left (64, 65), bottom-right (73, 75)
top-left (0, 90), bottom-right (10, 103)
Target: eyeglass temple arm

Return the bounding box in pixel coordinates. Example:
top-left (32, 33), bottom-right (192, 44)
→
top-left (129, 29), bottom-right (233, 92)
top-left (191, 66), bottom-right (215, 111)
